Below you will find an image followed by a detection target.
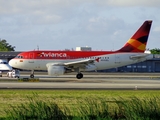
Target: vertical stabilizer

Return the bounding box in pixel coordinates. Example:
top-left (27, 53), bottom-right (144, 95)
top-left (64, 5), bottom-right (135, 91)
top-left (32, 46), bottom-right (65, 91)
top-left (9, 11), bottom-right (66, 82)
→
top-left (118, 20), bottom-right (152, 52)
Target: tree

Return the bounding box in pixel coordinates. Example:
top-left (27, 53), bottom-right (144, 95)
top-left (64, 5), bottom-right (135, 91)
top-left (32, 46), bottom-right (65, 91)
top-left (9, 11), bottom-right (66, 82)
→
top-left (0, 39), bottom-right (15, 51)
top-left (150, 48), bottom-right (160, 54)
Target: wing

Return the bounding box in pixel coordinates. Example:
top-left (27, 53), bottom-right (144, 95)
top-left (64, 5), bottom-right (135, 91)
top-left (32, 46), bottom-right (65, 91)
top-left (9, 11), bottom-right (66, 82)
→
top-left (46, 58), bottom-right (97, 77)
top-left (64, 59), bottom-right (94, 67)
top-left (46, 59), bottom-right (95, 69)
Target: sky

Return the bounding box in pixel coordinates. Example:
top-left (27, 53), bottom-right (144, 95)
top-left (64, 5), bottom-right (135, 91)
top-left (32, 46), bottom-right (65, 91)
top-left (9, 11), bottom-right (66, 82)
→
top-left (0, 0), bottom-right (160, 51)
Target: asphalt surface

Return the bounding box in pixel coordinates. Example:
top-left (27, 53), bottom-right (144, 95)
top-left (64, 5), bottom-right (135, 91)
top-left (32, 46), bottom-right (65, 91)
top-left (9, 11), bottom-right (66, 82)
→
top-left (0, 72), bottom-right (160, 90)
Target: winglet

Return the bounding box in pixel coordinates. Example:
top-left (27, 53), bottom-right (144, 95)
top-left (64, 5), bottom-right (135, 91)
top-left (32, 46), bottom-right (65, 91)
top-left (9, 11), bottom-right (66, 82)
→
top-left (117, 20), bottom-right (152, 52)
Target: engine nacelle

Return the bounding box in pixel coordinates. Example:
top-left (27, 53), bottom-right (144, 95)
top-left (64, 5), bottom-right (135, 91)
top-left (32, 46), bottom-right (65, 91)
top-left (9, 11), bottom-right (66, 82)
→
top-left (47, 65), bottom-right (65, 76)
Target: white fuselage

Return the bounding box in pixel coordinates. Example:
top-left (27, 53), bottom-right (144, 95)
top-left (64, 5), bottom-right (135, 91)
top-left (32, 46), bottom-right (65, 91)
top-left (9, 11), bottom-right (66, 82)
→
top-left (9, 53), bottom-right (153, 71)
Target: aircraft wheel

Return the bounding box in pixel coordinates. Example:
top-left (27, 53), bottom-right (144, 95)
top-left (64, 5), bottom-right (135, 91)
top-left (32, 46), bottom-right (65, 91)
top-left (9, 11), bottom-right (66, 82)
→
top-left (15, 76), bottom-right (19, 78)
top-left (30, 74), bottom-right (34, 78)
top-left (76, 73), bottom-right (83, 79)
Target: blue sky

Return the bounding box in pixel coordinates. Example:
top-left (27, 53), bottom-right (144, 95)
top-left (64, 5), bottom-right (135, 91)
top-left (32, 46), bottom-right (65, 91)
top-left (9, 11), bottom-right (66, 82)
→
top-left (0, 0), bottom-right (160, 51)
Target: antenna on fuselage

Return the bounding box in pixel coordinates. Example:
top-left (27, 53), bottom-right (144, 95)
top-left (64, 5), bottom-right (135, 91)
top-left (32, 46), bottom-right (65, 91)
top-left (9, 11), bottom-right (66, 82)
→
top-left (37, 45), bottom-right (39, 50)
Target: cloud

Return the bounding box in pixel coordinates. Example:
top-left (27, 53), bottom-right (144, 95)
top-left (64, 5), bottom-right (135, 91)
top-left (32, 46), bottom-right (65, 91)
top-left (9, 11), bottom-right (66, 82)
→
top-left (31, 14), bottom-right (62, 24)
top-left (0, 0), bottom-right (159, 15)
top-left (153, 26), bottom-right (160, 32)
top-left (0, 0), bottom-right (80, 14)
top-left (0, 0), bottom-right (159, 51)
top-left (86, 17), bottom-right (125, 34)
top-left (0, 0), bottom-right (159, 26)
top-left (95, 0), bottom-right (160, 7)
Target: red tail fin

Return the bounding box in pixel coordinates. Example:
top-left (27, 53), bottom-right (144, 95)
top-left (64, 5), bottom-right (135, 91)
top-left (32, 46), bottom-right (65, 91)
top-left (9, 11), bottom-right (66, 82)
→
top-left (118, 20), bottom-right (152, 52)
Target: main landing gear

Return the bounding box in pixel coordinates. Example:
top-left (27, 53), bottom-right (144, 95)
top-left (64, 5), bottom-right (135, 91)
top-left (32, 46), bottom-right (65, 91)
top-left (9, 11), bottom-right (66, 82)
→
top-left (30, 70), bottom-right (34, 78)
top-left (76, 72), bottom-right (83, 79)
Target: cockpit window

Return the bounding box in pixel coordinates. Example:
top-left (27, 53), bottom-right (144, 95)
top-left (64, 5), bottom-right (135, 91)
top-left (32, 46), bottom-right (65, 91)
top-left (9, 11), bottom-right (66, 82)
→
top-left (15, 55), bottom-right (23, 58)
top-left (0, 62), bottom-right (7, 64)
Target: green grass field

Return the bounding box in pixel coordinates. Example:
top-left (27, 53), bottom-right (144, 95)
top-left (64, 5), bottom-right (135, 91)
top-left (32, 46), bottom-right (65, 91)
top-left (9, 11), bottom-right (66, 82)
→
top-left (0, 90), bottom-right (160, 119)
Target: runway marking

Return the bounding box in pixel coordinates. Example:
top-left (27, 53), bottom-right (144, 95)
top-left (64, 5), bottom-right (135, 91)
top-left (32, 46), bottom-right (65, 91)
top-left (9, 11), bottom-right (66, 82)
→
top-left (18, 78), bottom-right (39, 82)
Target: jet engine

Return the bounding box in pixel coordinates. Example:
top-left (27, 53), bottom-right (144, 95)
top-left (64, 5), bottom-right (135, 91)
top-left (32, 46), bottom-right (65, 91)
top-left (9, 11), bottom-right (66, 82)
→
top-left (47, 65), bottom-right (72, 76)
top-left (47, 65), bottom-right (65, 76)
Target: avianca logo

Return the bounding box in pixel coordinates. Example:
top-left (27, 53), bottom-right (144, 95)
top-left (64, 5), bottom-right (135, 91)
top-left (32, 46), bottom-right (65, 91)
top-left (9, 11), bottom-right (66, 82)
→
top-left (38, 52), bottom-right (67, 58)
top-left (95, 58), bottom-right (100, 62)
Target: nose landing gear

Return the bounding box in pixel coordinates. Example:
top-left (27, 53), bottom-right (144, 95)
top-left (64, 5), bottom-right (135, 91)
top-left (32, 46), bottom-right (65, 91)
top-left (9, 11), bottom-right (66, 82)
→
top-left (30, 70), bottom-right (34, 78)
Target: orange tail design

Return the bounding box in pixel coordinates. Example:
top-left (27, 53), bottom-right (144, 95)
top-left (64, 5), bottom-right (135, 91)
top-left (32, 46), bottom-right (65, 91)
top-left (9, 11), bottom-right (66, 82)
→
top-left (118, 20), bottom-right (152, 52)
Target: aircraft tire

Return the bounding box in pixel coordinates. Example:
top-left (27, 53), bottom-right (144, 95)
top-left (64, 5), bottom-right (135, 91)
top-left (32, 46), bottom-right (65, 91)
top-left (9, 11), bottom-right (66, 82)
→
top-left (76, 73), bottom-right (83, 79)
top-left (30, 74), bottom-right (34, 78)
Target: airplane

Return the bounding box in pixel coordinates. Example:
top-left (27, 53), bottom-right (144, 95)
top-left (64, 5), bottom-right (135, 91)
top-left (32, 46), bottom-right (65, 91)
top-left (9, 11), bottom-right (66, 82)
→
top-left (9, 20), bottom-right (153, 79)
top-left (0, 59), bottom-right (12, 71)
top-left (0, 59), bottom-right (12, 77)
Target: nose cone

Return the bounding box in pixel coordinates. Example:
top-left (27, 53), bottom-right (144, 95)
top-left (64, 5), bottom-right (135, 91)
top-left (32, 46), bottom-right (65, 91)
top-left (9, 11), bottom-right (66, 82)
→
top-left (9, 59), bottom-right (15, 67)
top-left (9, 59), bottom-right (23, 70)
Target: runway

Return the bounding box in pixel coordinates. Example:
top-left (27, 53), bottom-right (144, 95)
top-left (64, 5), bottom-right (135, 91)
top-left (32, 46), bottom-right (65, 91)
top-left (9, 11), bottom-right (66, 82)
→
top-left (0, 72), bottom-right (160, 90)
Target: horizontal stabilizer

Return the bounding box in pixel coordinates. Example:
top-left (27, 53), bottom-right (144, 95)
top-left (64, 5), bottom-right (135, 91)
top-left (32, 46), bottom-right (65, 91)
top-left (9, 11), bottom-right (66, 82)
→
top-left (130, 54), bottom-right (150, 59)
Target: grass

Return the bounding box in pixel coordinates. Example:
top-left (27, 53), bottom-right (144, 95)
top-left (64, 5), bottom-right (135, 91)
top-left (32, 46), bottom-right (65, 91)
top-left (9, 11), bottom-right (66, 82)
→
top-left (0, 90), bottom-right (160, 119)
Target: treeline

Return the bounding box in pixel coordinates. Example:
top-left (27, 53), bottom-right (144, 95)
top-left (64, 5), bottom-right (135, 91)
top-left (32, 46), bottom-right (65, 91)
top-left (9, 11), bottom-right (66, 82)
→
top-left (150, 48), bottom-right (160, 54)
top-left (0, 39), bottom-right (15, 51)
